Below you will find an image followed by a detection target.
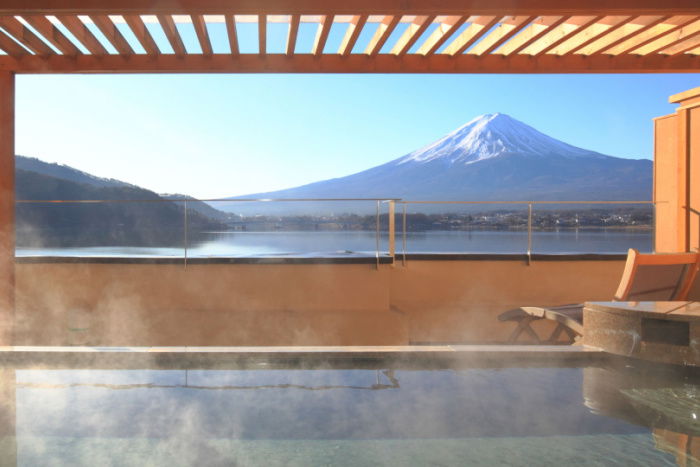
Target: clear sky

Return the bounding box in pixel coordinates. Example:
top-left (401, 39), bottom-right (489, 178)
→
top-left (15, 72), bottom-right (700, 198)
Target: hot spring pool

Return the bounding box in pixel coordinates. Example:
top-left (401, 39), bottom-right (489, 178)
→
top-left (0, 351), bottom-right (697, 466)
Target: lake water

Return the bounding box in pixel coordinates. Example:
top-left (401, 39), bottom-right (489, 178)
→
top-left (16, 229), bottom-right (652, 257)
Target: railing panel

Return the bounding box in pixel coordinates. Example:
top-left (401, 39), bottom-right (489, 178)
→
top-left (187, 199), bottom-right (392, 258)
top-left (400, 202), bottom-right (530, 254)
top-left (15, 201), bottom-right (186, 257)
top-left (528, 202), bottom-right (653, 254)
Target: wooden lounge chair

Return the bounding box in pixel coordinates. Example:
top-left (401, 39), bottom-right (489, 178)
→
top-left (499, 249), bottom-right (700, 344)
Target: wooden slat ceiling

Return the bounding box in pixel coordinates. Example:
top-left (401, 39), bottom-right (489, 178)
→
top-left (0, 1), bottom-right (698, 73)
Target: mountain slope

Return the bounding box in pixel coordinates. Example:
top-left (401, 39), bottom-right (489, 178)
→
top-left (223, 113), bottom-right (652, 210)
top-left (16, 169), bottom-right (226, 247)
top-left (16, 155), bottom-right (133, 189)
top-left (16, 155), bottom-right (230, 224)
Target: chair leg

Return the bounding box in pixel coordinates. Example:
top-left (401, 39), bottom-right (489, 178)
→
top-left (546, 324), bottom-right (579, 345)
top-left (546, 324), bottom-right (565, 344)
top-left (564, 327), bottom-right (579, 344)
top-left (507, 317), bottom-right (542, 344)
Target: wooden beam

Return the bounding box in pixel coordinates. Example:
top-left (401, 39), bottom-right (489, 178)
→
top-left (311, 15), bottom-right (333, 56)
top-left (0, 30), bottom-right (28, 56)
top-left (122, 14), bottom-right (158, 54)
top-left (577, 16), bottom-right (667, 55)
top-left (89, 15), bottom-right (132, 54)
top-left (526, 16), bottom-right (601, 56)
top-left (2, 52), bottom-right (700, 73)
top-left (0, 71), bottom-right (14, 345)
top-left (661, 30), bottom-right (700, 54)
top-left (602, 15), bottom-right (697, 55)
top-left (157, 14), bottom-right (185, 55)
top-left (338, 14), bottom-right (367, 56)
top-left (0, 16), bottom-right (54, 55)
top-left (364, 15), bottom-right (399, 56)
top-left (467, 15), bottom-right (533, 55)
top-left (496, 16), bottom-right (567, 55)
top-left (391, 15), bottom-right (434, 56)
top-left (225, 15), bottom-right (239, 54)
top-left (22, 15), bottom-right (81, 55)
top-left (549, 16), bottom-right (632, 55)
top-left (286, 14), bottom-right (299, 55)
top-left (258, 14), bottom-right (266, 55)
top-left (191, 14), bottom-right (212, 55)
top-left (2, 0), bottom-right (700, 17)
top-left (55, 15), bottom-right (108, 54)
top-left (442, 16), bottom-right (499, 55)
top-left (631, 18), bottom-right (700, 55)
top-left (416, 15), bottom-right (467, 56)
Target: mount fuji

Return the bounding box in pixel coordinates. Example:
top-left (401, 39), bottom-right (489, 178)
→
top-left (224, 113), bottom-right (652, 208)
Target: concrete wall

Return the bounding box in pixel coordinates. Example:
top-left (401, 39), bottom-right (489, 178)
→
top-left (13, 258), bottom-right (625, 346)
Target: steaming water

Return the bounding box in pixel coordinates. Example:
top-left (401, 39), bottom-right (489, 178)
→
top-left (1, 363), bottom-right (696, 465)
top-left (16, 229), bottom-right (652, 257)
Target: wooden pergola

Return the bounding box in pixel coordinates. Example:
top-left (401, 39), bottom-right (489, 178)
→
top-left (0, 1), bottom-right (699, 73)
top-left (0, 0), bottom-right (699, 342)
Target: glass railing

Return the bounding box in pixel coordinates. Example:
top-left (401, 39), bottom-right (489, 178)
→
top-left (15, 198), bottom-right (653, 261)
top-left (15, 198), bottom-right (397, 263)
top-left (399, 200), bottom-right (653, 261)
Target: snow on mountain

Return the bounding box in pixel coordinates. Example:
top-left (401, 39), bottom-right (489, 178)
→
top-left (397, 113), bottom-right (598, 166)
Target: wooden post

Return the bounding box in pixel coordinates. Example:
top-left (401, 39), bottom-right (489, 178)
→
top-left (678, 108), bottom-right (691, 252)
top-left (0, 72), bottom-right (14, 345)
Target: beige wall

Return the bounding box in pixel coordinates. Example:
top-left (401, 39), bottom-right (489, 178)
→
top-left (14, 259), bottom-right (625, 346)
top-left (392, 259), bottom-right (624, 343)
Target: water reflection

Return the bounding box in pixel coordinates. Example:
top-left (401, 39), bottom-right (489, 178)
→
top-left (0, 361), bottom-right (695, 465)
top-left (16, 229), bottom-right (654, 257)
top-left (584, 364), bottom-right (700, 466)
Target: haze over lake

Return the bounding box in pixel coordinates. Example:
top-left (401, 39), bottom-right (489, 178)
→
top-left (16, 229), bottom-right (652, 258)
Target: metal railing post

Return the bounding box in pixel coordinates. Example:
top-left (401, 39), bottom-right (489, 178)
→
top-left (526, 203), bottom-right (532, 265)
top-left (375, 200), bottom-right (380, 270)
top-left (388, 200), bottom-right (395, 265)
top-left (402, 203), bottom-right (407, 267)
top-left (184, 199), bottom-right (188, 268)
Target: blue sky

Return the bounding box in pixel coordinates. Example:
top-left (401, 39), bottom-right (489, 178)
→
top-left (15, 72), bottom-right (700, 198)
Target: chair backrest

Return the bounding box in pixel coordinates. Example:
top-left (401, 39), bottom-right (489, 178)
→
top-left (614, 248), bottom-right (700, 301)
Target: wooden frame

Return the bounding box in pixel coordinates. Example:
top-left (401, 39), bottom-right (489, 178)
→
top-left (613, 248), bottom-right (700, 300)
top-left (2, 1), bottom-right (700, 16)
top-left (0, 8), bottom-right (694, 73)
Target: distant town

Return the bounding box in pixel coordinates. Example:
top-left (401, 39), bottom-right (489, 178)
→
top-left (221, 208), bottom-right (653, 232)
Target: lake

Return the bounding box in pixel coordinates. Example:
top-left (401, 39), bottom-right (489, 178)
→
top-left (15, 229), bottom-right (653, 257)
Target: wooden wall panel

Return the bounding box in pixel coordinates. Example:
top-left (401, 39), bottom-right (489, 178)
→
top-left (654, 114), bottom-right (681, 252)
top-left (689, 106), bottom-right (700, 251)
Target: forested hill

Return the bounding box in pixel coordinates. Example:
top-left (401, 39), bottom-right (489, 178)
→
top-left (16, 169), bottom-right (226, 247)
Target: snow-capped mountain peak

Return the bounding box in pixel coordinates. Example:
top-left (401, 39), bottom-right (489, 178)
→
top-left (398, 113), bottom-right (595, 166)
top-left (223, 111), bottom-right (651, 209)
